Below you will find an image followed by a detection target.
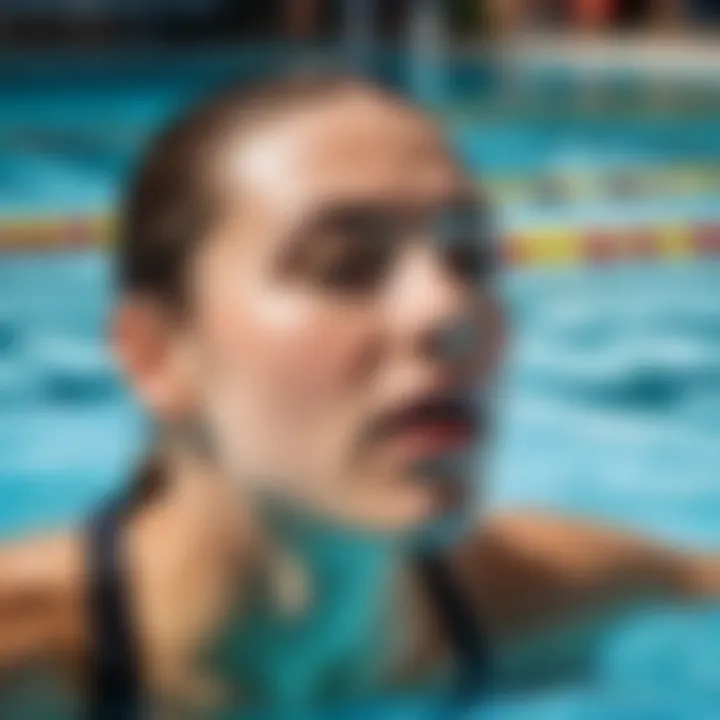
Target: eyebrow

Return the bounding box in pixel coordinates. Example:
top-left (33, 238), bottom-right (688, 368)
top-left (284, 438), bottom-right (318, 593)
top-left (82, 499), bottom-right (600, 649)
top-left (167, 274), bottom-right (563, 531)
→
top-left (294, 193), bottom-right (489, 238)
top-left (298, 199), bottom-right (397, 234)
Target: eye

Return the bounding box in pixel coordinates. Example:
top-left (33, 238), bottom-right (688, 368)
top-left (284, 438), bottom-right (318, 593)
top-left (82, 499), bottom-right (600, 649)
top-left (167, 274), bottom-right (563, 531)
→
top-left (314, 239), bottom-right (393, 293)
top-left (305, 215), bottom-right (395, 294)
top-left (433, 206), bottom-right (497, 284)
top-left (444, 240), bottom-right (496, 284)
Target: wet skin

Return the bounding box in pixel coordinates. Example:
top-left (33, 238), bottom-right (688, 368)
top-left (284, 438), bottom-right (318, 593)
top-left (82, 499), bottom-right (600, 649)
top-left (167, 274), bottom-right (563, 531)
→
top-left (0, 86), bottom-right (718, 717)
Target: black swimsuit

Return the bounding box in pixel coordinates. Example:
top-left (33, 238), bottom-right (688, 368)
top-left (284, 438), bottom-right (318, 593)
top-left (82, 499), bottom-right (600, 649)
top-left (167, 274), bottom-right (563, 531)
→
top-left (86, 501), bottom-right (490, 719)
top-left (86, 496), bottom-right (142, 720)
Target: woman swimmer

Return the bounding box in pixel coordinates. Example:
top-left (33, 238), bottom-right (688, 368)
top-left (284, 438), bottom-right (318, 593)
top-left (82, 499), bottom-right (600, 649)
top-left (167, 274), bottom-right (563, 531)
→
top-left (0, 74), bottom-right (719, 718)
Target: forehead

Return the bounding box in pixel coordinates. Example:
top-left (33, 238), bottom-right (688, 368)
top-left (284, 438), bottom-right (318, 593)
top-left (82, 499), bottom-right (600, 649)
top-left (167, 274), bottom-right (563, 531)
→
top-left (223, 92), bottom-right (473, 220)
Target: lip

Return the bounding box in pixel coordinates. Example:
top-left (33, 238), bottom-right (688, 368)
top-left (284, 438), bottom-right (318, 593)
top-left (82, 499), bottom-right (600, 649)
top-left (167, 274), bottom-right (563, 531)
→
top-left (375, 394), bottom-right (479, 459)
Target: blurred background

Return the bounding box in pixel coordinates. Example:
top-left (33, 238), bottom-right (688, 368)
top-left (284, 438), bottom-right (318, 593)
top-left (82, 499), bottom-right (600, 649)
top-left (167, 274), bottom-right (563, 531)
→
top-left (1, 1), bottom-right (720, 717)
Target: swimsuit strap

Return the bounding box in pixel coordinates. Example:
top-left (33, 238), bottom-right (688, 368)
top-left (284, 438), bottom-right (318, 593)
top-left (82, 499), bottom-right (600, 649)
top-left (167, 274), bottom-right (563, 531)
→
top-left (84, 495), bottom-right (487, 715)
top-left (415, 554), bottom-right (490, 699)
top-left (86, 495), bottom-right (142, 720)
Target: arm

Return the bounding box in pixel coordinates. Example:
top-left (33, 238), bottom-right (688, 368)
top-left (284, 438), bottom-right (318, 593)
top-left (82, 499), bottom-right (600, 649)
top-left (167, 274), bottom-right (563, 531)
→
top-left (457, 511), bottom-right (720, 642)
top-left (0, 532), bottom-right (86, 673)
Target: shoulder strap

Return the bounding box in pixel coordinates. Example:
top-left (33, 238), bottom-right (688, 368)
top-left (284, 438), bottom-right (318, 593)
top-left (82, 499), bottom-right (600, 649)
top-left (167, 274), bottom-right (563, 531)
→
top-left (86, 496), bottom-right (142, 720)
top-left (415, 554), bottom-right (490, 700)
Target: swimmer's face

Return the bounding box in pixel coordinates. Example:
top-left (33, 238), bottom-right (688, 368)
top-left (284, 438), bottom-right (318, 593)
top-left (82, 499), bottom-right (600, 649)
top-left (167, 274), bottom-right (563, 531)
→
top-left (122, 90), bottom-right (505, 534)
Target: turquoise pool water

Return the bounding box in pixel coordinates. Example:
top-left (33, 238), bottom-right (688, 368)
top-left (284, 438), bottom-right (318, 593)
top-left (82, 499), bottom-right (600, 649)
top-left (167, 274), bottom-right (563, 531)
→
top-left (1, 53), bottom-right (719, 717)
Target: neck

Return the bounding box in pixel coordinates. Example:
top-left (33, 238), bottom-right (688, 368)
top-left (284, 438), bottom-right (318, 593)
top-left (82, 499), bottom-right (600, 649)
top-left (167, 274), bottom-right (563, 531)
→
top-left (262, 498), bottom-right (400, 575)
top-left (163, 448), bottom-right (408, 704)
top-left (244, 501), bottom-right (408, 705)
top-left (255, 497), bottom-right (405, 634)
top-left (165, 446), bottom-right (404, 589)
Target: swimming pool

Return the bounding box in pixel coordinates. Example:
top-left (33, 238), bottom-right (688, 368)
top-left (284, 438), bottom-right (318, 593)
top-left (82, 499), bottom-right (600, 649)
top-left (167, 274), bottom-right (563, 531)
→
top-left (1, 52), bottom-right (719, 717)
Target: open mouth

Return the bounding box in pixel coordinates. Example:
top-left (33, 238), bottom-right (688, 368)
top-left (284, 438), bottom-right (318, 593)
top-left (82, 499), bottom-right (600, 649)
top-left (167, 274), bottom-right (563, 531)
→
top-left (377, 395), bottom-right (479, 460)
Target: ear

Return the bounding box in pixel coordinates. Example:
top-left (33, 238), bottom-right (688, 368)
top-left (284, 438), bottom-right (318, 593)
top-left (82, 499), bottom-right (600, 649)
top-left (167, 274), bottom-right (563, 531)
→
top-left (111, 297), bottom-right (199, 421)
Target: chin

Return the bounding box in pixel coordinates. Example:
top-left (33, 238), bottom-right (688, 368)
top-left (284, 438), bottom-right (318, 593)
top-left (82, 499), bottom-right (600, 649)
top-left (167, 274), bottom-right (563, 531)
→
top-left (371, 474), bottom-right (478, 547)
top-left (413, 501), bottom-right (477, 551)
top-left (291, 451), bottom-right (481, 540)
top-left (405, 451), bottom-right (480, 549)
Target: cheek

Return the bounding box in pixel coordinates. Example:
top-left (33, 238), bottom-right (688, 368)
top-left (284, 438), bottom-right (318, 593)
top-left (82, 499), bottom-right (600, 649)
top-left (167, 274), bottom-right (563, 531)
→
top-left (244, 297), bottom-right (378, 411)
top-left (197, 285), bottom-right (381, 466)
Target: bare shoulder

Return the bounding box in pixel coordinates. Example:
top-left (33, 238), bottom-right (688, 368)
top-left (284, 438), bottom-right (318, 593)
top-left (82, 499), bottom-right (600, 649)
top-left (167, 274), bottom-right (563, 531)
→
top-left (449, 509), bottom-right (714, 643)
top-left (0, 528), bottom-right (88, 670)
top-left (451, 511), bottom-right (641, 632)
top-left (447, 512), bottom-right (562, 637)
top-left (126, 483), bottom-right (258, 706)
top-left (0, 530), bottom-right (86, 591)
top-left (127, 480), bottom-right (258, 624)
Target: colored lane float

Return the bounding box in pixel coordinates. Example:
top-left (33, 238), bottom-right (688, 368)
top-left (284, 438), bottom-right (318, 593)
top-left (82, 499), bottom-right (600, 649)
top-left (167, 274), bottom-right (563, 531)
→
top-left (502, 223), bottom-right (720, 266)
top-left (483, 165), bottom-right (720, 208)
top-left (0, 215), bottom-right (113, 252)
top-left (1, 214), bottom-right (720, 267)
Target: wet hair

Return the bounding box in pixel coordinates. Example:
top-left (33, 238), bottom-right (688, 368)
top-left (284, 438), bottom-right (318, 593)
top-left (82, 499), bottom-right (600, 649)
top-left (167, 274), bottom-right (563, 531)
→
top-left (118, 72), bottom-right (398, 311)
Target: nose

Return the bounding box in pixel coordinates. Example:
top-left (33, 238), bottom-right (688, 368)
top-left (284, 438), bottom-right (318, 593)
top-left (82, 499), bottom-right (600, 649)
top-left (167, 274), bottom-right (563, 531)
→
top-left (386, 245), bottom-right (480, 366)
